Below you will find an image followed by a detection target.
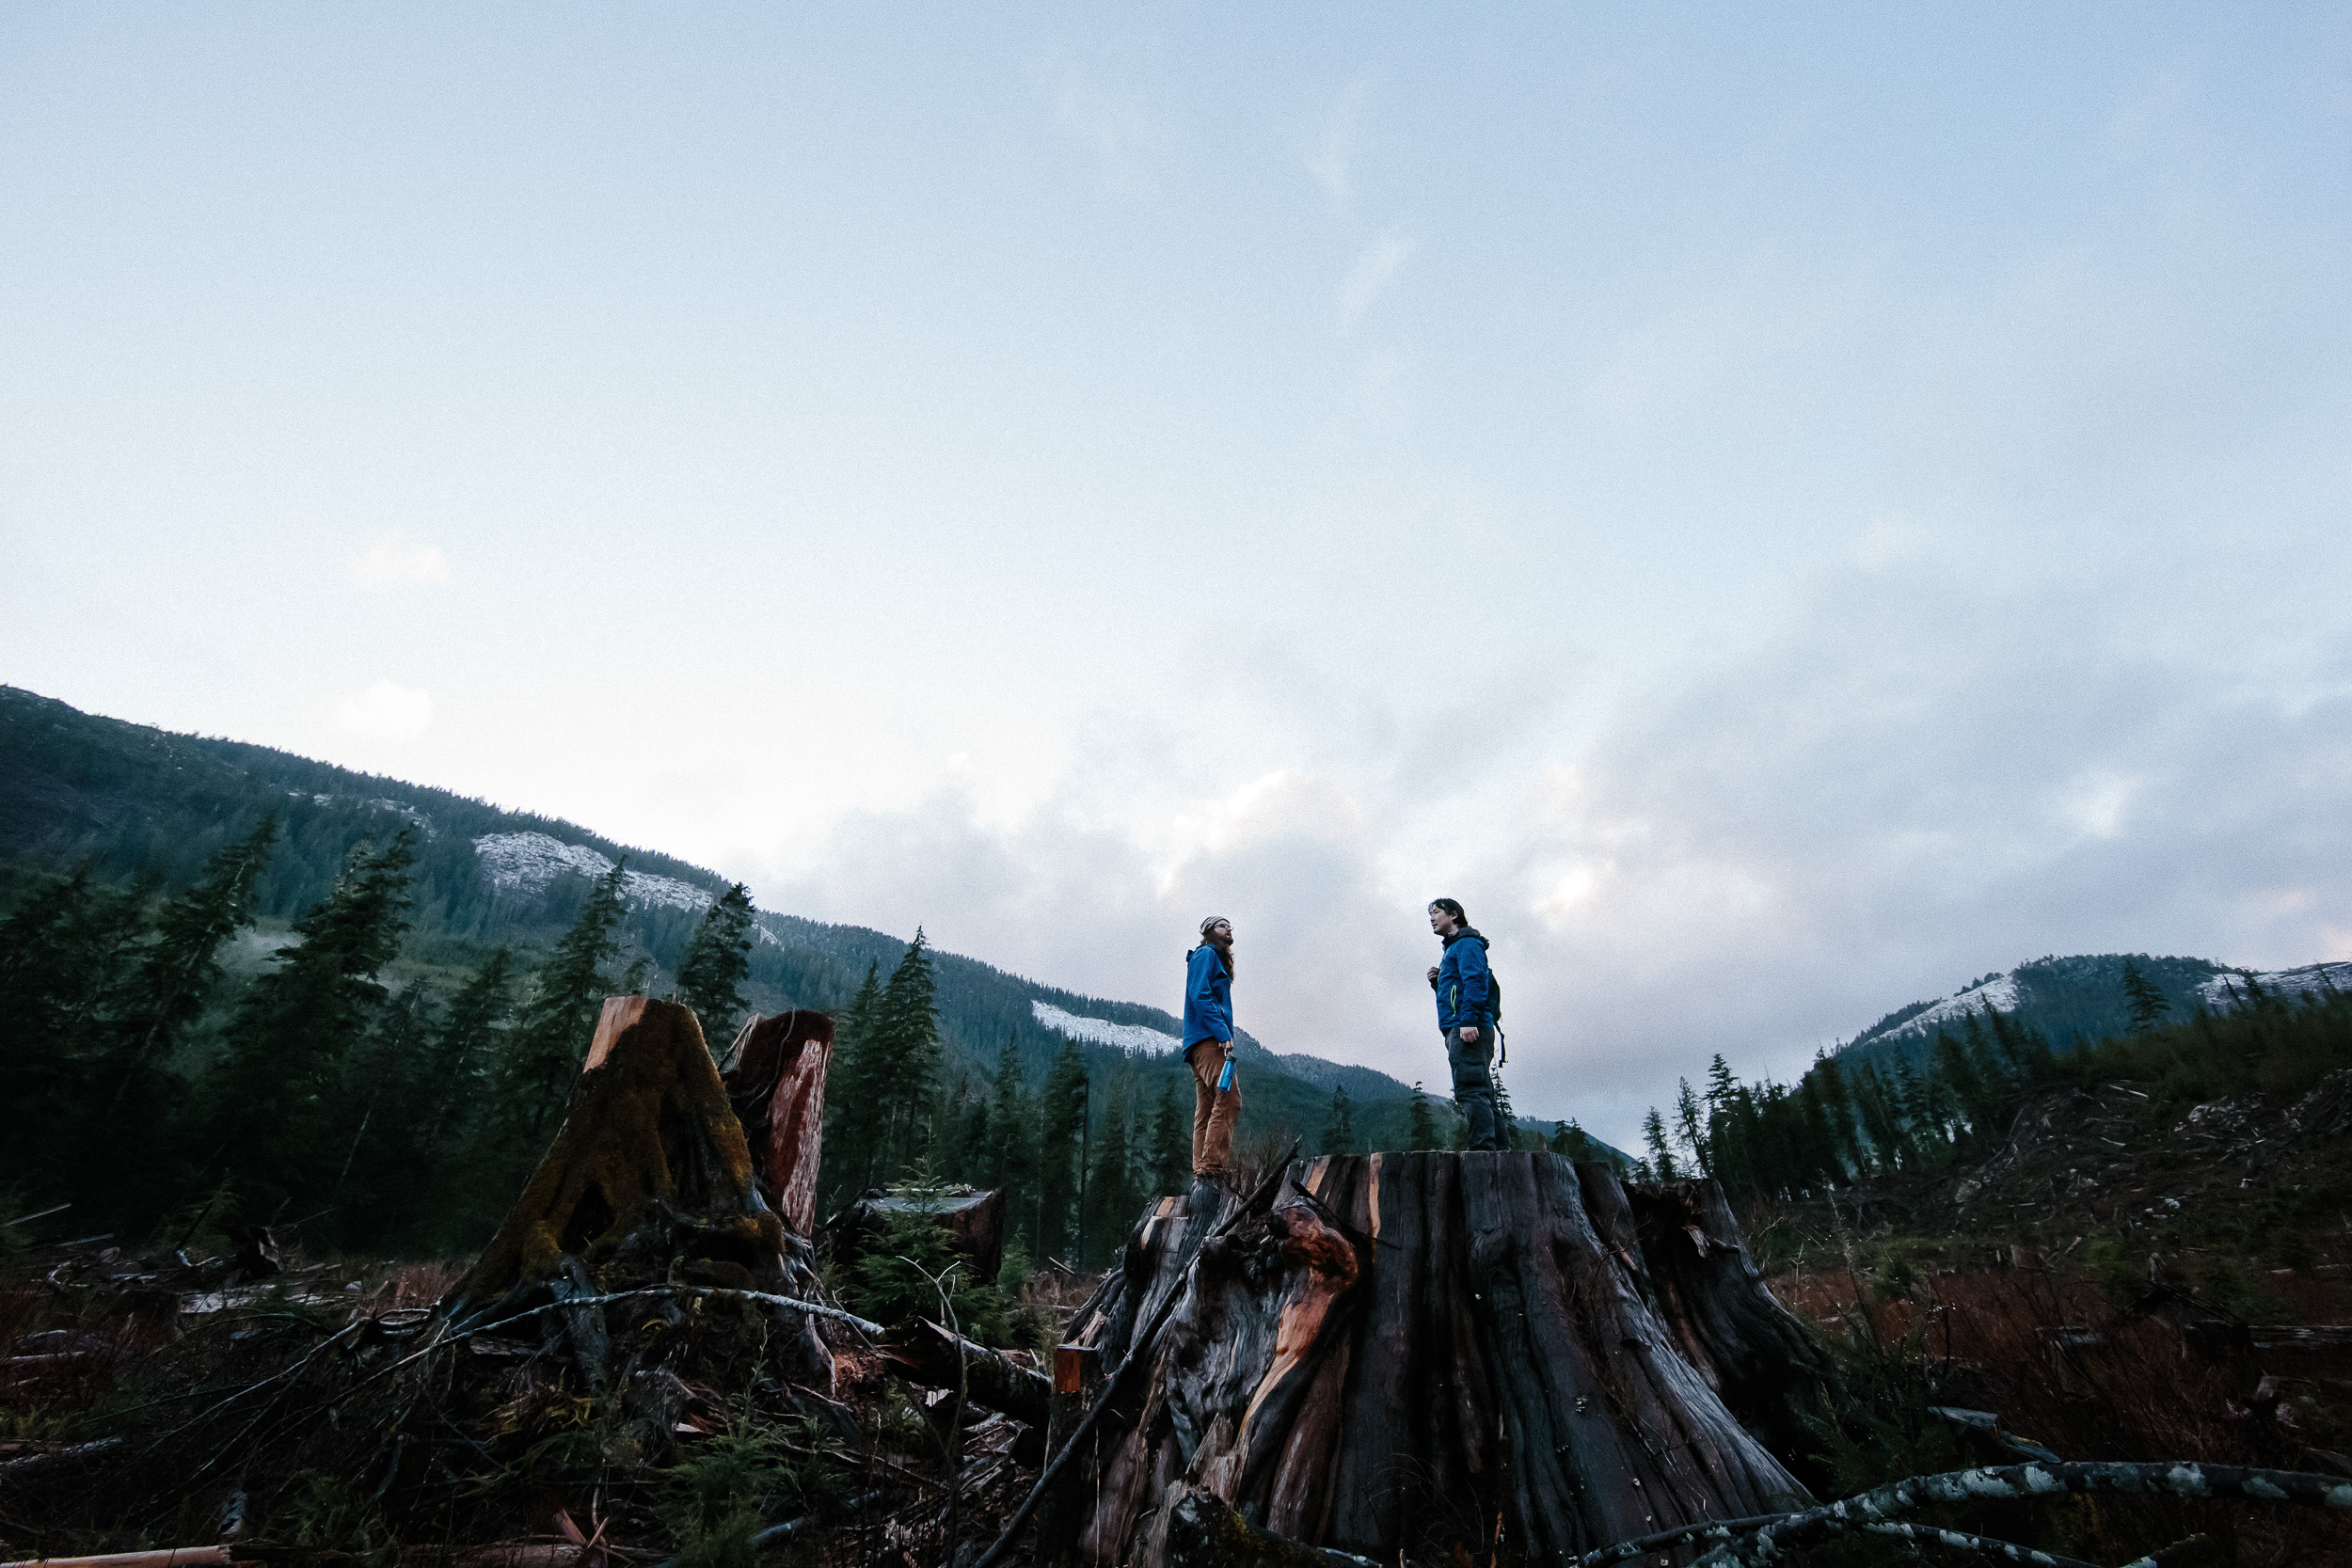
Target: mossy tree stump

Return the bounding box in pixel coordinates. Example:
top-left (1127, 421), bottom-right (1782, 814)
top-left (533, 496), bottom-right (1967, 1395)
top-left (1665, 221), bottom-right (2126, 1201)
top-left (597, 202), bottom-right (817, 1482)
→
top-left (442, 997), bottom-right (786, 1328)
top-left (1049, 1151), bottom-right (1818, 1568)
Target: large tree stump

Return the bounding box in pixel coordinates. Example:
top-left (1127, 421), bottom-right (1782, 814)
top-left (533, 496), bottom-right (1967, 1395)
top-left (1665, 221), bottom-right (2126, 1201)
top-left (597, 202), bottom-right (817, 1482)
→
top-left (1617, 1179), bottom-right (1835, 1472)
top-left (722, 1008), bottom-right (834, 1241)
top-left (436, 997), bottom-right (851, 1399)
top-left (1051, 1152), bottom-right (1816, 1568)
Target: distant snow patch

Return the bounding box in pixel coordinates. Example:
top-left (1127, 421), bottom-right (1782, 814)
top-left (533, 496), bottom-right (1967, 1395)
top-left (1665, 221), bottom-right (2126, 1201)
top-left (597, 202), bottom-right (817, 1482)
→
top-left (1032, 1001), bottom-right (1181, 1055)
top-left (2200, 961), bottom-right (2352, 1011)
top-left (473, 832), bottom-right (714, 915)
top-left (1857, 973), bottom-right (2022, 1049)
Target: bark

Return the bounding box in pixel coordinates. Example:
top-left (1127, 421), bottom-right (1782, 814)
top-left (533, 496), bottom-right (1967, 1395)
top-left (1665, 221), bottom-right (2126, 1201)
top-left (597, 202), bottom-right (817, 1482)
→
top-left (722, 1009), bottom-right (833, 1241)
top-left (1054, 1152), bottom-right (1815, 1568)
top-left (1613, 1177), bottom-right (1836, 1467)
top-left (442, 998), bottom-right (787, 1332)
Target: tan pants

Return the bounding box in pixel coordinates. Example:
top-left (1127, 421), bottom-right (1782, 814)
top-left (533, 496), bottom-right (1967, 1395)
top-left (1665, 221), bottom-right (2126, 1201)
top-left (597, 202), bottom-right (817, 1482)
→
top-left (1188, 1040), bottom-right (1241, 1174)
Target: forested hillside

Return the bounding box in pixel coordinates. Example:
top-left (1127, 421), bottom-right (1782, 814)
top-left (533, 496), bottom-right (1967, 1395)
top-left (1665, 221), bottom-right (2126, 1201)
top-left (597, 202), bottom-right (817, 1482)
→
top-left (0, 686), bottom-right (1617, 1271)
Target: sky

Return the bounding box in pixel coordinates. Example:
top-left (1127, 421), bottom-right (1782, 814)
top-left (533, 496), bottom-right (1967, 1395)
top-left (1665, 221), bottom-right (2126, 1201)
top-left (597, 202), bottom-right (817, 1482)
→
top-left (5, 5), bottom-right (2350, 1150)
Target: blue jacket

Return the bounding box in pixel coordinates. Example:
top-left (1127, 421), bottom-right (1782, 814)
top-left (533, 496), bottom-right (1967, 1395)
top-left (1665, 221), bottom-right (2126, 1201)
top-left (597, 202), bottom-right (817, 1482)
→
top-left (1433, 927), bottom-right (1493, 1031)
top-left (1183, 943), bottom-right (1232, 1049)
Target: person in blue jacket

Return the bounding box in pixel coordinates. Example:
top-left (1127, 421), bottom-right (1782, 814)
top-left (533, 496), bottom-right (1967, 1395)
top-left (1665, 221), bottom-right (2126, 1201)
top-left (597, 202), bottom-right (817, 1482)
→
top-left (1426, 897), bottom-right (1501, 1151)
top-left (1183, 915), bottom-right (1240, 1175)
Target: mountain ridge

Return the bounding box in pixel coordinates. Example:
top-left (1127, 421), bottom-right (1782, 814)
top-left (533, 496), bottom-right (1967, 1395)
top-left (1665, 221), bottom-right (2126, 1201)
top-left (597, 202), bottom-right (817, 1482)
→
top-left (1, 684), bottom-right (1571, 1158)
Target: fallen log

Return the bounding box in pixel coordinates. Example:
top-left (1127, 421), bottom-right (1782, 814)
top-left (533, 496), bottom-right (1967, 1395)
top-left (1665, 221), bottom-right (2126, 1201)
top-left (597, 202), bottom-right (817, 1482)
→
top-left (0, 1551), bottom-right (230, 1568)
top-left (887, 1318), bottom-right (1052, 1428)
top-left (722, 1009), bottom-right (833, 1241)
top-left (1162, 1488), bottom-right (1378, 1568)
top-left (1043, 1152), bottom-right (1813, 1567)
top-left (0, 1436), bottom-right (126, 1476)
top-left (1688, 1460), bottom-right (2352, 1566)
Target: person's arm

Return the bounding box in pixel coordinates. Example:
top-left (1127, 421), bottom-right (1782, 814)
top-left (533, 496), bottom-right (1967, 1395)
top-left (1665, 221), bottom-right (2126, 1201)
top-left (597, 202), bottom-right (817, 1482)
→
top-left (1189, 948), bottom-right (1232, 1043)
top-left (1457, 943), bottom-right (1491, 1033)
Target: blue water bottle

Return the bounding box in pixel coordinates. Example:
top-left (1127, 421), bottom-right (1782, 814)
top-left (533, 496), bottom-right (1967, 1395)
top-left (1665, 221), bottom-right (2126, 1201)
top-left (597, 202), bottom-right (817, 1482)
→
top-left (1216, 1053), bottom-right (1235, 1092)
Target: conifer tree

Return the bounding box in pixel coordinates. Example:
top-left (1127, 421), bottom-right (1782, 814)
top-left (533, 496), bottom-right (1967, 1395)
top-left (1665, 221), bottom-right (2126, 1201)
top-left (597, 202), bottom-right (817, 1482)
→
top-left (1809, 1054), bottom-right (1865, 1175)
top-left (206, 832), bottom-right (418, 1215)
top-left (674, 882), bottom-right (755, 1051)
top-left (1491, 1069), bottom-right (1519, 1149)
top-left (1036, 1039), bottom-right (1089, 1262)
top-left (2121, 958), bottom-right (2173, 1037)
top-left (0, 867), bottom-right (155, 1206)
top-left (1406, 1081), bottom-right (1438, 1150)
top-left (115, 812), bottom-right (278, 1077)
top-left (1642, 1106), bottom-right (1678, 1180)
top-left (329, 983), bottom-right (439, 1251)
top-left (1080, 1085), bottom-right (1140, 1269)
top-left (1850, 1066), bottom-right (1904, 1174)
top-left (1320, 1085), bottom-right (1357, 1155)
top-left (502, 861), bottom-right (628, 1135)
top-left (1674, 1077), bottom-right (1708, 1175)
top-left (1795, 1072), bottom-right (1845, 1188)
top-left (820, 962), bottom-right (889, 1210)
top-left (980, 1034), bottom-right (1035, 1183)
top-left (1149, 1076), bottom-right (1191, 1193)
top-left (874, 930), bottom-right (943, 1179)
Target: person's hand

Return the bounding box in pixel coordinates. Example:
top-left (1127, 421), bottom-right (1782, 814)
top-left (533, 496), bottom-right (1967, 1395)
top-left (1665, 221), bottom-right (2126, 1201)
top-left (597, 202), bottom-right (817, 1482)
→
top-left (1426, 965), bottom-right (1440, 985)
top-left (1460, 1024), bottom-right (1480, 1043)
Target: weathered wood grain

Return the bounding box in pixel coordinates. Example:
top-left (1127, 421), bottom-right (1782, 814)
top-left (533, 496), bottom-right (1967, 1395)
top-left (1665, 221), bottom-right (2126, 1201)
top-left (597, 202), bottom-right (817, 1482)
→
top-left (1056, 1152), bottom-right (1815, 1567)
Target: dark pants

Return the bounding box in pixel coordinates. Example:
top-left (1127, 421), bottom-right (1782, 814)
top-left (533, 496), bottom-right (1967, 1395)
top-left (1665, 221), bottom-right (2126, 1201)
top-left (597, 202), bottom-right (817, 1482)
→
top-left (1445, 1026), bottom-right (1501, 1151)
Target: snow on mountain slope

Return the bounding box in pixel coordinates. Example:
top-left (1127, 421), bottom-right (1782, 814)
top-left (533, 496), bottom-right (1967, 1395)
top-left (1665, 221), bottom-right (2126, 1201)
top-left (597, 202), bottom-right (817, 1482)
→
top-left (1858, 974), bottom-right (2023, 1049)
top-left (1032, 1001), bottom-right (1183, 1055)
top-left (473, 832), bottom-right (714, 915)
top-left (2199, 960), bottom-right (2352, 1009)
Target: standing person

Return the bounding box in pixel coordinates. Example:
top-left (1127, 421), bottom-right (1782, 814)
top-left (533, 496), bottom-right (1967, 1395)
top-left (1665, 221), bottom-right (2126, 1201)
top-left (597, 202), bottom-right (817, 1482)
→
top-left (1184, 915), bottom-right (1241, 1176)
top-left (1426, 897), bottom-right (1502, 1152)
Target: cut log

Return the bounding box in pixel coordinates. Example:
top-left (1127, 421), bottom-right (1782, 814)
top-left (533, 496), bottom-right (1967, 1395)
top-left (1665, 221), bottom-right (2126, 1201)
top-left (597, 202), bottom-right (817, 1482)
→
top-left (887, 1318), bottom-right (1053, 1429)
top-left (722, 1009), bottom-right (834, 1240)
top-left (440, 997), bottom-right (787, 1326)
top-left (826, 1184), bottom-right (1008, 1286)
top-left (1053, 1152), bottom-right (1815, 1568)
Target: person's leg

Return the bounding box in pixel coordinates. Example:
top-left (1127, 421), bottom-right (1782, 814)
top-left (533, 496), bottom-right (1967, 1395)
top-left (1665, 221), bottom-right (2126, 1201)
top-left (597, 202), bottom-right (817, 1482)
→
top-left (1202, 1054), bottom-right (1242, 1172)
top-left (1447, 1027), bottom-right (1501, 1151)
top-left (1189, 1046), bottom-right (1215, 1173)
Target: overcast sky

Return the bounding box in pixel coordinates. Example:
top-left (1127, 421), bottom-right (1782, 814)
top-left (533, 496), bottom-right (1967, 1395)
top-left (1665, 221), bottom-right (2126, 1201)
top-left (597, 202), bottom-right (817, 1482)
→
top-left (6, 5), bottom-right (2350, 1149)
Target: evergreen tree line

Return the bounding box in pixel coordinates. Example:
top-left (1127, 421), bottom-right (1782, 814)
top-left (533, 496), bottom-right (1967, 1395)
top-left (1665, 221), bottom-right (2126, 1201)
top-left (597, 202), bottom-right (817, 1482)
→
top-left (0, 820), bottom-right (767, 1258)
top-left (1, 817), bottom-right (1625, 1276)
top-left (1634, 957), bottom-right (2352, 1205)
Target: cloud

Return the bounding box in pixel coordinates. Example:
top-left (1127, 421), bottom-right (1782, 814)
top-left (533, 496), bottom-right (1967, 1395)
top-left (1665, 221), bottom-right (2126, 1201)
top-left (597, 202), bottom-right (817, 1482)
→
top-left (1337, 230), bottom-right (1410, 335)
top-left (352, 533), bottom-right (450, 588)
top-left (335, 680), bottom-right (434, 739)
top-left (1052, 67), bottom-right (1166, 198)
top-left (743, 562), bottom-right (2352, 1155)
top-left (1306, 80), bottom-right (1372, 213)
